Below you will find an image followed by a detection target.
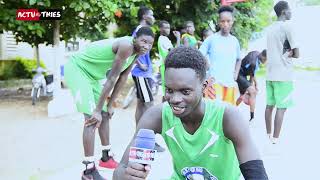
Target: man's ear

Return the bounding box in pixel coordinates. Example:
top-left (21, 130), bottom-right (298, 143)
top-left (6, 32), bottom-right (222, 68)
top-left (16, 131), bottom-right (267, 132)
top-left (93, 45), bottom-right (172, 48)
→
top-left (202, 79), bottom-right (208, 91)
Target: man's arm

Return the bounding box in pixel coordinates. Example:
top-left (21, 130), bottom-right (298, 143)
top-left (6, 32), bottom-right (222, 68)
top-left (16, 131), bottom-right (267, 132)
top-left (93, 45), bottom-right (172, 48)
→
top-left (285, 22), bottom-right (299, 58)
top-left (199, 38), bottom-right (212, 72)
top-left (291, 48), bottom-right (299, 58)
top-left (234, 58), bottom-right (242, 81)
top-left (223, 105), bottom-right (268, 179)
top-left (234, 39), bottom-right (242, 81)
top-left (199, 37), bottom-right (210, 57)
top-left (252, 76), bottom-right (258, 90)
top-left (113, 104), bottom-right (163, 180)
top-left (95, 42), bottom-right (133, 113)
top-left (106, 58), bottom-right (136, 112)
top-left (182, 36), bottom-right (190, 46)
top-left (135, 58), bottom-right (148, 71)
top-left (173, 31), bottom-right (181, 47)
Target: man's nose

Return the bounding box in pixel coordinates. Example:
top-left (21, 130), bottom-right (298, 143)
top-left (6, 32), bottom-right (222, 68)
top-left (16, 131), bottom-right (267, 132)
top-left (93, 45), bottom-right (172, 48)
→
top-left (169, 93), bottom-right (183, 104)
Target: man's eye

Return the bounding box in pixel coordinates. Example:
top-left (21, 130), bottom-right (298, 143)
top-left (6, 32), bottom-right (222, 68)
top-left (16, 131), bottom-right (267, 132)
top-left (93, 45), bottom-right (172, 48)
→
top-left (182, 90), bottom-right (191, 95)
top-left (166, 88), bottom-right (173, 93)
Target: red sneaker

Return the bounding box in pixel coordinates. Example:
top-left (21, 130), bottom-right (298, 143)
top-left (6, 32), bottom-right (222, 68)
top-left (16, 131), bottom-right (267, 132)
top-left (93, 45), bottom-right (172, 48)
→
top-left (99, 157), bottom-right (118, 169)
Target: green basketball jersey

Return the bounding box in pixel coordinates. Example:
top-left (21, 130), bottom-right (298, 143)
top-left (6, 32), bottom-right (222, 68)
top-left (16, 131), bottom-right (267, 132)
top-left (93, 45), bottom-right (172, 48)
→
top-left (161, 100), bottom-right (240, 180)
top-left (70, 36), bottom-right (136, 80)
top-left (182, 33), bottom-right (197, 48)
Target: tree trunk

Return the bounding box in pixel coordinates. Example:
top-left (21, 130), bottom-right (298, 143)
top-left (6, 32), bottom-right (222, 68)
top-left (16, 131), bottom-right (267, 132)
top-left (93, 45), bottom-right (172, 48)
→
top-left (34, 44), bottom-right (40, 68)
top-left (53, 20), bottom-right (61, 92)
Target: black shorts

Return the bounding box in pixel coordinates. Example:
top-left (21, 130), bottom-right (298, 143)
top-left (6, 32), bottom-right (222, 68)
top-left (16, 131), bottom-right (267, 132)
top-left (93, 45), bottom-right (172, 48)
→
top-left (132, 75), bottom-right (154, 103)
top-left (236, 74), bottom-right (251, 95)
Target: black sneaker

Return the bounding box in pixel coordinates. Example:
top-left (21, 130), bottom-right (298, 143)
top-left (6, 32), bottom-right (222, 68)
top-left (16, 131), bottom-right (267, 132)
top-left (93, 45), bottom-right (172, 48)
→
top-left (154, 143), bottom-right (165, 152)
top-left (81, 161), bottom-right (106, 180)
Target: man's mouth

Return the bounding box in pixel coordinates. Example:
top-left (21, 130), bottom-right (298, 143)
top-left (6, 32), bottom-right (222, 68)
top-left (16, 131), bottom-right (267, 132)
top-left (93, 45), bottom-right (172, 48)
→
top-left (171, 105), bottom-right (186, 115)
top-left (140, 49), bottom-right (147, 54)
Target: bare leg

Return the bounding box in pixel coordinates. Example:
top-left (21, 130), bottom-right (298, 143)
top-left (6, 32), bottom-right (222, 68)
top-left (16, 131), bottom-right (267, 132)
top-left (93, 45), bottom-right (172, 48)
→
top-left (273, 108), bottom-right (286, 138)
top-left (247, 86), bottom-right (257, 120)
top-left (98, 111), bottom-right (110, 146)
top-left (265, 105), bottom-right (274, 135)
top-left (135, 100), bottom-right (144, 125)
top-left (83, 114), bottom-right (96, 157)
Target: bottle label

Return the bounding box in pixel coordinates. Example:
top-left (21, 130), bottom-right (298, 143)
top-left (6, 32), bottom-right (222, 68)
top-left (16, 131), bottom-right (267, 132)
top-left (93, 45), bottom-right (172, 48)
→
top-left (129, 147), bottom-right (156, 165)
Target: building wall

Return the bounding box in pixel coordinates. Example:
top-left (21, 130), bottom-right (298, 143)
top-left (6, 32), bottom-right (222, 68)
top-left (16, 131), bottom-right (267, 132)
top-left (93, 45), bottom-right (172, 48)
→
top-left (0, 31), bottom-right (90, 71)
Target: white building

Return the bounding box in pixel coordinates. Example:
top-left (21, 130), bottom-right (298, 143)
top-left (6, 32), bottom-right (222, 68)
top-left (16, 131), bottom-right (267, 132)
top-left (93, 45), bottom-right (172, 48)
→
top-left (0, 31), bottom-right (90, 72)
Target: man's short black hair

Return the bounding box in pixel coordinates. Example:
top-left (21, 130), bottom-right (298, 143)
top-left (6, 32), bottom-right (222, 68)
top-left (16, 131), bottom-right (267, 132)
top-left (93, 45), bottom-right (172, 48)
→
top-left (218, 6), bottom-right (234, 15)
top-left (138, 6), bottom-right (151, 21)
top-left (261, 49), bottom-right (267, 57)
top-left (183, 21), bottom-right (194, 29)
top-left (136, 26), bottom-right (155, 38)
top-left (165, 46), bottom-right (206, 81)
top-left (202, 28), bottom-right (212, 36)
top-left (274, 1), bottom-right (289, 17)
top-left (159, 20), bottom-right (170, 28)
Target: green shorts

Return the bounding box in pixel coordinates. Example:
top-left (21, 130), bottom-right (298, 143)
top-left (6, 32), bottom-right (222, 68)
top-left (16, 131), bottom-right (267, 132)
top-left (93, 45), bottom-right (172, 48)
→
top-left (64, 61), bottom-right (107, 115)
top-left (266, 81), bottom-right (293, 108)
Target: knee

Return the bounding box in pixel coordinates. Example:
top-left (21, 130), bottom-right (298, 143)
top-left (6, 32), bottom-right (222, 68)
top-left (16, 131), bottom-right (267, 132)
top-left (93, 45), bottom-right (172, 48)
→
top-left (101, 112), bottom-right (110, 123)
top-left (83, 124), bottom-right (95, 134)
top-left (266, 105), bottom-right (274, 110)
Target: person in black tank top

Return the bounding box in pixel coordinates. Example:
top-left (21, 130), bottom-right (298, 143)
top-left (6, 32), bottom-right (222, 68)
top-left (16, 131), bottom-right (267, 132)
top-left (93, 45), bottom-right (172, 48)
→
top-left (236, 50), bottom-right (267, 121)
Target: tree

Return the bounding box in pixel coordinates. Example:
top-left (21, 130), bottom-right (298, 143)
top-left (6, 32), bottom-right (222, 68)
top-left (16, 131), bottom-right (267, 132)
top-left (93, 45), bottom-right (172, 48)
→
top-left (114, 0), bottom-right (273, 49)
top-left (0, 0), bottom-right (145, 66)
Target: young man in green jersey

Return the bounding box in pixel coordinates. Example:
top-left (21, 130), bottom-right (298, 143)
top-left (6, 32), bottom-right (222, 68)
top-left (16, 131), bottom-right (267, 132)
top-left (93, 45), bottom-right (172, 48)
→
top-left (158, 20), bottom-right (180, 97)
top-left (113, 47), bottom-right (268, 180)
top-left (64, 27), bottom-right (154, 179)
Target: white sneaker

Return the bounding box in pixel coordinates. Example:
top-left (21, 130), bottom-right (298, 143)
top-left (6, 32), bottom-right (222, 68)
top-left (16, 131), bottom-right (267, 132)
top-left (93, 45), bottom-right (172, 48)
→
top-left (271, 137), bottom-right (279, 144)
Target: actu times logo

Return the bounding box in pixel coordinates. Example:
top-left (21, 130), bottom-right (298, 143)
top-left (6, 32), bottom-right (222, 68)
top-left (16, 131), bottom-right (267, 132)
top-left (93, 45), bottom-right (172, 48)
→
top-left (16, 9), bottom-right (62, 21)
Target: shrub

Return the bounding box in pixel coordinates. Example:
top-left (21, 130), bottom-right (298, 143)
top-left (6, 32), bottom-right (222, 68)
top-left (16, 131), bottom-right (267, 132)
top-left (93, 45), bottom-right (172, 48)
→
top-left (0, 57), bottom-right (46, 80)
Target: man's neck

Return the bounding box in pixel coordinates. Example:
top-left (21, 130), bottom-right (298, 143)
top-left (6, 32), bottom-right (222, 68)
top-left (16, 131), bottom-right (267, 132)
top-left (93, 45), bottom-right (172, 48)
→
top-left (160, 33), bottom-right (166, 37)
top-left (139, 21), bottom-right (149, 27)
top-left (219, 31), bottom-right (230, 37)
top-left (277, 16), bottom-right (287, 22)
top-left (181, 100), bottom-right (205, 125)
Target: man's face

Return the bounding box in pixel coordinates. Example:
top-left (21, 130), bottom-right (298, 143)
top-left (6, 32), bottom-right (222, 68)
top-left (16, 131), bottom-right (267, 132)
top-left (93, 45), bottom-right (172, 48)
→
top-left (144, 10), bottom-right (155, 26)
top-left (165, 68), bottom-right (204, 118)
top-left (134, 35), bottom-right (154, 55)
top-left (284, 7), bottom-right (292, 20)
top-left (259, 55), bottom-right (267, 64)
top-left (161, 23), bottom-right (171, 36)
top-left (186, 23), bottom-right (195, 34)
top-left (218, 12), bottom-right (234, 34)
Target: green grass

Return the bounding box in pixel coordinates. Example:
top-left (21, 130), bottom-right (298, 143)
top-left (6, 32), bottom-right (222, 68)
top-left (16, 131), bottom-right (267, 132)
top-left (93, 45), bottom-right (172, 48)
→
top-left (255, 65), bottom-right (266, 78)
top-left (294, 66), bottom-right (320, 71)
top-left (255, 65), bottom-right (320, 78)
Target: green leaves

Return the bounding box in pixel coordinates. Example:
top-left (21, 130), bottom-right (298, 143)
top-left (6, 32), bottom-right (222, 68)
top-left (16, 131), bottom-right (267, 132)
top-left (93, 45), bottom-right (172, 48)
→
top-left (29, 0), bottom-right (37, 5)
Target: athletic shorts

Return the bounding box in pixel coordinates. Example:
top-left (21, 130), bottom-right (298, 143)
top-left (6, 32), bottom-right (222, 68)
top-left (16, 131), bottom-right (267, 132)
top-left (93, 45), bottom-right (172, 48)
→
top-left (266, 81), bottom-right (293, 108)
top-left (215, 84), bottom-right (237, 105)
top-left (132, 75), bottom-right (154, 103)
top-left (64, 61), bottom-right (107, 115)
top-left (203, 79), bottom-right (236, 105)
top-left (236, 74), bottom-right (251, 95)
